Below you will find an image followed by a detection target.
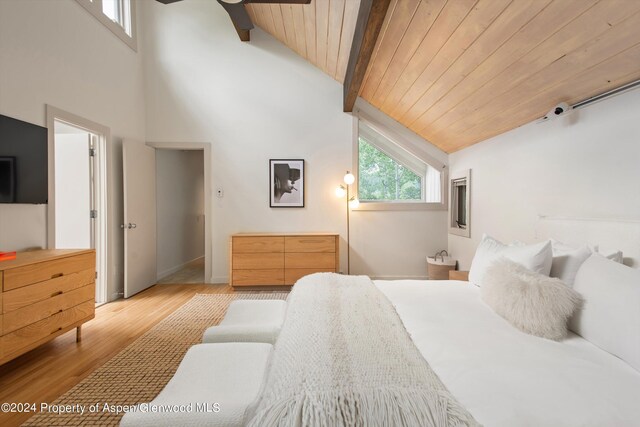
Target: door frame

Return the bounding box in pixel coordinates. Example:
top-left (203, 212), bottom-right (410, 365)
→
top-left (147, 142), bottom-right (212, 283)
top-left (46, 105), bottom-right (110, 304)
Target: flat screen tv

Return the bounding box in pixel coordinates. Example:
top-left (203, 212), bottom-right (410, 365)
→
top-left (0, 115), bottom-right (48, 204)
top-left (0, 157), bottom-right (16, 203)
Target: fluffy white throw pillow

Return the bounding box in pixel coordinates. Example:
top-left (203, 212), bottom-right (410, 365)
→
top-left (481, 258), bottom-right (582, 341)
top-left (469, 234), bottom-right (553, 286)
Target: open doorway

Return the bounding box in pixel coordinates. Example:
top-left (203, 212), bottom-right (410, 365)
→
top-left (47, 106), bottom-right (109, 305)
top-left (155, 149), bottom-right (205, 284)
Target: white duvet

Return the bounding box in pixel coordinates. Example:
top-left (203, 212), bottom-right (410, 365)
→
top-left (375, 280), bottom-right (640, 427)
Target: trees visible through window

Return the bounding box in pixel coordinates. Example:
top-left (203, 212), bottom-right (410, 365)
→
top-left (358, 139), bottom-right (422, 201)
top-left (357, 120), bottom-right (442, 205)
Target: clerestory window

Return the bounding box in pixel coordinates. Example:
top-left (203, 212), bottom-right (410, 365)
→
top-left (76, 0), bottom-right (137, 51)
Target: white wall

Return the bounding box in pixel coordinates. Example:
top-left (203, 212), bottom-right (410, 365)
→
top-left (0, 0), bottom-right (146, 299)
top-left (156, 149), bottom-right (205, 278)
top-left (449, 88), bottom-right (640, 270)
top-left (350, 210), bottom-right (448, 278)
top-left (0, 205), bottom-right (47, 251)
top-left (54, 133), bottom-right (91, 249)
top-left (141, 0), bottom-right (447, 282)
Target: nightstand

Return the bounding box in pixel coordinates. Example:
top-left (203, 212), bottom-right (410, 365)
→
top-left (448, 270), bottom-right (469, 281)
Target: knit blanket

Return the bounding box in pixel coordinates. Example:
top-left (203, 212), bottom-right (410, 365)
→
top-left (246, 273), bottom-right (480, 427)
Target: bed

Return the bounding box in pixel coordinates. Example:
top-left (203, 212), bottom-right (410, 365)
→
top-left (123, 241), bottom-right (640, 427)
top-left (375, 279), bottom-right (640, 426)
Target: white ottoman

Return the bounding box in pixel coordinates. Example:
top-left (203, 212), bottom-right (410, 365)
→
top-left (120, 342), bottom-right (272, 427)
top-left (202, 300), bottom-right (287, 344)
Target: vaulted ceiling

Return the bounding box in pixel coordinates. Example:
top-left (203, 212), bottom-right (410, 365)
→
top-left (246, 1), bottom-right (360, 83)
top-left (247, 0), bottom-right (640, 153)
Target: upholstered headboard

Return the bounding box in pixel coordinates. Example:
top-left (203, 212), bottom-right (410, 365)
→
top-left (535, 215), bottom-right (640, 268)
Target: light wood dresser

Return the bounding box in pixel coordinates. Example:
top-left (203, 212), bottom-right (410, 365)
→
top-left (0, 249), bottom-right (96, 365)
top-left (230, 233), bottom-right (339, 287)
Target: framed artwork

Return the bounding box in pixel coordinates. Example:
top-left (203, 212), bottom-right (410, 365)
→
top-left (270, 159), bottom-right (304, 208)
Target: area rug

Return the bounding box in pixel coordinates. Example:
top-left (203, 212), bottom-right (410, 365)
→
top-left (22, 292), bottom-right (288, 427)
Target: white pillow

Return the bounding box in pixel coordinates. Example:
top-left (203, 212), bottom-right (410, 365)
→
top-left (481, 258), bottom-right (582, 341)
top-left (469, 234), bottom-right (553, 286)
top-left (550, 239), bottom-right (592, 286)
top-left (594, 247), bottom-right (624, 264)
top-left (571, 254), bottom-right (640, 372)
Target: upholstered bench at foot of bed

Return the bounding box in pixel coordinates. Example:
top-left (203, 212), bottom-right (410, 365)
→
top-left (119, 342), bottom-right (272, 427)
top-left (202, 300), bottom-right (287, 344)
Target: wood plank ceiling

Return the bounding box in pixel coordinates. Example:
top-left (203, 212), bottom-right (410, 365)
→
top-left (246, 0), bottom-right (361, 83)
top-left (247, 0), bottom-right (640, 153)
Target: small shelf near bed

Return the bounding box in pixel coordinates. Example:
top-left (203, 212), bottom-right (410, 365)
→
top-left (448, 270), bottom-right (469, 281)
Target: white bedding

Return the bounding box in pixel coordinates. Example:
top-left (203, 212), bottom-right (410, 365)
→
top-left (375, 279), bottom-right (640, 427)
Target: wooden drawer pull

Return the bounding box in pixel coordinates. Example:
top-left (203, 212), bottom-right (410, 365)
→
top-left (51, 273), bottom-right (64, 279)
top-left (51, 327), bottom-right (63, 335)
top-left (51, 290), bottom-right (64, 297)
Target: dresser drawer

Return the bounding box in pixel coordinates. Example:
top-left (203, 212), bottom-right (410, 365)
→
top-left (3, 284), bottom-right (94, 334)
top-left (232, 237), bottom-right (284, 253)
top-left (3, 252), bottom-right (95, 291)
top-left (2, 300), bottom-right (94, 356)
top-left (285, 236), bottom-right (336, 253)
top-left (3, 269), bottom-right (95, 313)
top-left (285, 253), bottom-right (336, 269)
top-left (232, 253), bottom-right (284, 270)
top-left (285, 268), bottom-right (335, 285)
top-left (232, 269), bottom-right (285, 286)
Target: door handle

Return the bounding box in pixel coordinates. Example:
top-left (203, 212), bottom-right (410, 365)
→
top-left (121, 223), bottom-right (137, 229)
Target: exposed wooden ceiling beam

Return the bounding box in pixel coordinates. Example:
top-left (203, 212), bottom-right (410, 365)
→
top-left (217, 1), bottom-right (254, 42)
top-left (232, 19), bottom-right (251, 42)
top-left (343, 0), bottom-right (392, 112)
top-left (248, 0), bottom-right (311, 3)
top-left (222, 1), bottom-right (310, 42)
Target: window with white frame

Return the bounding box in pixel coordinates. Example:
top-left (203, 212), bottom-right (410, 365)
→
top-left (76, 0), bottom-right (136, 50)
top-left (356, 120), bottom-right (444, 207)
top-left (102, 0), bottom-right (132, 35)
top-left (449, 169), bottom-right (471, 238)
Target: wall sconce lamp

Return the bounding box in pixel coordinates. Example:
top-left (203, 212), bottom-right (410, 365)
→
top-left (336, 171), bottom-right (359, 274)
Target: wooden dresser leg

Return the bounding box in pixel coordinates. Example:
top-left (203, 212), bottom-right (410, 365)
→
top-left (76, 325), bottom-right (82, 343)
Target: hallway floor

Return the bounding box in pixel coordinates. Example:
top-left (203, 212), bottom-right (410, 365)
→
top-left (157, 257), bottom-right (205, 284)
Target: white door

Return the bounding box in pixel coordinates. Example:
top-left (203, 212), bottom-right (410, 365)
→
top-left (123, 139), bottom-right (157, 298)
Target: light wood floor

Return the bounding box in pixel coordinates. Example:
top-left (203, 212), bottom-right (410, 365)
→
top-left (0, 283), bottom-right (233, 427)
top-left (157, 258), bottom-right (205, 284)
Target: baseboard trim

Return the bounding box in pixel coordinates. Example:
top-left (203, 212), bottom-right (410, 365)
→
top-left (209, 276), bottom-right (228, 285)
top-left (157, 256), bottom-right (204, 281)
top-left (109, 292), bottom-right (124, 302)
top-left (204, 274), bottom-right (428, 286)
top-left (369, 275), bottom-right (429, 281)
